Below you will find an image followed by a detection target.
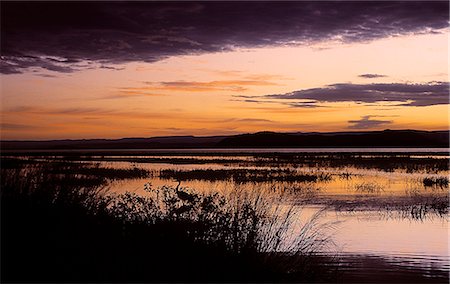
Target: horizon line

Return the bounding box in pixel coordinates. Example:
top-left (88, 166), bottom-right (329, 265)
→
top-left (2, 128), bottom-right (449, 142)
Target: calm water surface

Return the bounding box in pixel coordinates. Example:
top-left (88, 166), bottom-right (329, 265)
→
top-left (4, 147), bottom-right (449, 154)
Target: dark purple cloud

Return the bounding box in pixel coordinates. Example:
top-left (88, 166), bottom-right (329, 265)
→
top-left (1, 1), bottom-right (448, 74)
top-left (359, 74), bottom-right (388, 79)
top-left (267, 82), bottom-right (449, 106)
top-left (348, 116), bottom-right (393, 129)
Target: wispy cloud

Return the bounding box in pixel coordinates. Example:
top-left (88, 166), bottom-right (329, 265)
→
top-left (0, 123), bottom-right (39, 130)
top-left (219, 118), bottom-right (276, 124)
top-left (3, 106), bottom-right (173, 120)
top-left (111, 88), bottom-right (166, 98)
top-left (110, 79), bottom-right (280, 98)
top-left (348, 115), bottom-right (393, 129)
top-left (358, 74), bottom-right (387, 79)
top-left (232, 94), bottom-right (325, 108)
top-left (152, 80), bottom-right (279, 92)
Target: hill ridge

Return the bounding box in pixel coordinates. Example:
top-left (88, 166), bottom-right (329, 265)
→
top-left (1, 130), bottom-right (449, 150)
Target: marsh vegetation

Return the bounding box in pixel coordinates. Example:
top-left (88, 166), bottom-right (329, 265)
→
top-left (159, 168), bottom-right (332, 183)
top-left (1, 161), bottom-right (338, 282)
top-left (1, 150), bottom-right (449, 282)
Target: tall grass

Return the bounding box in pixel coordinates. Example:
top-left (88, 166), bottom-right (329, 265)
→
top-left (1, 164), bottom-right (337, 282)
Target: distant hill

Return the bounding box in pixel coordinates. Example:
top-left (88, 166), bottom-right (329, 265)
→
top-left (1, 130), bottom-right (449, 150)
top-left (0, 136), bottom-right (226, 150)
top-left (217, 130), bottom-right (449, 148)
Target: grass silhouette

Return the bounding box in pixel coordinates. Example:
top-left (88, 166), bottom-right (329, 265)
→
top-left (422, 176), bottom-right (449, 188)
top-left (159, 168), bottom-right (332, 183)
top-left (5, 152), bottom-right (448, 173)
top-left (1, 163), bottom-right (337, 282)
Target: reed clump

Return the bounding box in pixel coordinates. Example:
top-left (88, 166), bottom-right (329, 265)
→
top-left (422, 176), bottom-right (449, 188)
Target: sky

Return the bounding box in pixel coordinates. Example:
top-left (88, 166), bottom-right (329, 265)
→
top-left (1, 1), bottom-right (449, 140)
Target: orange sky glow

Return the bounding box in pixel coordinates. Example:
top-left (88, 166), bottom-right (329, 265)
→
top-left (1, 14), bottom-right (448, 139)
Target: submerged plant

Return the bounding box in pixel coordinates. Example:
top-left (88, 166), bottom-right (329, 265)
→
top-left (422, 176), bottom-right (449, 188)
top-left (354, 181), bottom-right (385, 194)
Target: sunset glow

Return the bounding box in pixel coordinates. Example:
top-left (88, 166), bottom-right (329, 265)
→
top-left (1, 1), bottom-right (448, 139)
top-left (1, 3), bottom-right (449, 283)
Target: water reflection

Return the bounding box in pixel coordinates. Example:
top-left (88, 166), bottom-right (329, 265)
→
top-left (2, 152), bottom-right (448, 279)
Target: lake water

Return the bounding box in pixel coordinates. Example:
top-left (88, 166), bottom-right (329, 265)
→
top-left (4, 147), bottom-right (449, 154)
top-left (3, 149), bottom-right (449, 281)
